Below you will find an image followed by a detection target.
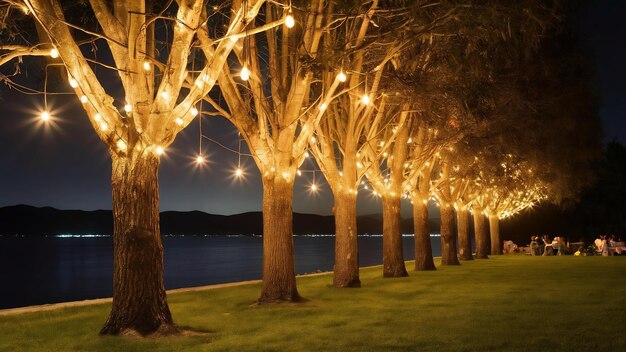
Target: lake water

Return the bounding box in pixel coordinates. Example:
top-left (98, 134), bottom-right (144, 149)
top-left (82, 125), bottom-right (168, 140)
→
top-left (0, 234), bottom-right (442, 309)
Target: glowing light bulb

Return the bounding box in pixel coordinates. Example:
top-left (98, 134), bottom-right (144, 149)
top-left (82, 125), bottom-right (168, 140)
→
top-left (160, 91), bottom-right (170, 100)
top-left (235, 168), bottom-right (243, 177)
top-left (50, 48), bottom-right (59, 58)
top-left (143, 61), bottom-right (151, 71)
top-left (40, 111), bottom-right (50, 122)
top-left (191, 107), bottom-right (199, 117)
top-left (117, 139), bottom-right (127, 151)
top-left (155, 146), bottom-right (165, 155)
top-left (310, 184), bottom-right (317, 191)
top-left (297, 170), bottom-right (302, 176)
top-left (337, 71), bottom-right (347, 82)
top-left (319, 102), bottom-right (327, 111)
top-left (196, 155), bottom-right (205, 164)
top-left (124, 104), bottom-right (132, 113)
top-left (310, 136), bottom-right (316, 143)
top-left (304, 151), bottom-right (310, 158)
top-left (230, 35), bottom-right (239, 43)
top-left (361, 94), bottom-right (370, 105)
top-left (285, 14), bottom-right (295, 28)
top-left (69, 78), bottom-right (78, 88)
top-left (240, 66), bottom-right (250, 81)
top-left (80, 95), bottom-right (88, 103)
top-left (175, 117), bottom-right (184, 126)
top-left (94, 113), bottom-right (101, 121)
top-left (100, 123), bottom-right (108, 131)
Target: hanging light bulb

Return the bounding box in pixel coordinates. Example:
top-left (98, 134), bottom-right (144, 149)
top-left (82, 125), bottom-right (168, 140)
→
top-left (116, 139), bottom-right (127, 151)
top-left (40, 111), bottom-right (51, 122)
top-left (361, 94), bottom-right (370, 105)
top-left (285, 11), bottom-right (295, 28)
top-left (319, 102), bottom-right (327, 111)
top-left (94, 113), bottom-right (101, 121)
top-left (100, 123), bottom-right (108, 131)
top-left (80, 95), bottom-right (88, 104)
top-left (337, 70), bottom-right (347, 82)
top-left (235, 167), bottom-right (243, 177)
top-left (160, 91), bottom-right (170, 100)
top-left (195, 155), bottom-right (205, 164)
top-left (175, 117), bottom-right (184, 126)
top-left (310, 183), bottom-right (318, 192)
top-left (155, 146), bottom-right (165, 155)
top-left (143, 61), bottom-right (151, 71)
top-left (124, 103), bottom-right (132, 113)
top-left (191, 107), bottom-right (199, 117)
top-left (50, 48), bottom-right (59, 58)
top-left (69, 78), bottom-right (78, 88)
top-left (240, 66), bottom-right (250, 81)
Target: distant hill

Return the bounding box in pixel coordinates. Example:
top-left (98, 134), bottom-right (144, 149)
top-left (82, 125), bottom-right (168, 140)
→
top-left (0, 205), bottom-right (440, 236)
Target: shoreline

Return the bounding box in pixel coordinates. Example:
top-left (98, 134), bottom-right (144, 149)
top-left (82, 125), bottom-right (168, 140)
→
top-left (0, 268), bottom-right (344, 316)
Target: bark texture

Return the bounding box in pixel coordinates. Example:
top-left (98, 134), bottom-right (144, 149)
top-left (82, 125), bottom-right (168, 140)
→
top-left (489, 215), bottom-right (502, 255)
top-left (413, 201), bottom-right (436, 270)
top-left (333, 191), bottom-right (361, 287)
top-left (382, 195), bottom-right (408, 277)
top-left (259, 176), bottom-right (301, 303)
top-left (100, 154), bottom-right (175, 337)
top-left (456, 208), bottom-right (473, 260)
top-left (473, 208), bottom-right (489, 259)
top-left (440, 205), bottom-right (460, 265)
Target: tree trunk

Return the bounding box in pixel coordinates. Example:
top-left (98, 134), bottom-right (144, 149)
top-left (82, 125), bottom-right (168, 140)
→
top-left (413, 201), bottom-right (436, 270)
top-left (382, 195), bottom-right (408, 277)
top-left (473, 208), bottom-right (489, 259)
top-left (100, 154), bottom-right (175, 337)
top-left (489, 215), bottom-right (502, 255)
top-left (332, 191), bottom-right (360, 287)
top-left (440, 205), bottom-right (460, 265)
top-left (258, 175), bottom-right (301, 303)
top-left (456, 208), bottom-right (473, 260)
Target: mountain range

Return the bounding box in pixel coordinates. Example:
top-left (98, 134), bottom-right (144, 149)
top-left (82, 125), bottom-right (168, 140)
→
top-left (0, 204), bottom-right (440, 236)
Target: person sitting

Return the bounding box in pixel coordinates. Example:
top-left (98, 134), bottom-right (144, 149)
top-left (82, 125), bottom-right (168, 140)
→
top-left (530, 236), bottom-right (540, 256)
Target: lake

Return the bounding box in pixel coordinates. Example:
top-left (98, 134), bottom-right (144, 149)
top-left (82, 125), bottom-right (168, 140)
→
top-left (0, 234), bottom-right (442, 309)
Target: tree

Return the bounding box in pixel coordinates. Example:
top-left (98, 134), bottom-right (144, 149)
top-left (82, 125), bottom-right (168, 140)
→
top-left (0, 0), bottom-right (269, 335)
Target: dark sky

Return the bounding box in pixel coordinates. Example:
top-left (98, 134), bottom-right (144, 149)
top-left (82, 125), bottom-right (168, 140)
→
top-left (0, 1), bottom-right (624, 216)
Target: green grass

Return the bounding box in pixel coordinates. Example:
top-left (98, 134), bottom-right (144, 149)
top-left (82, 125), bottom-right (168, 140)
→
top-left (2, 256), bottom-right (626, 351)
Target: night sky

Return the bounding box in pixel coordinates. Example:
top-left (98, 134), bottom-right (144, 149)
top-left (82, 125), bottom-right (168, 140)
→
top-left (0, 1), bottom-right (624, 217)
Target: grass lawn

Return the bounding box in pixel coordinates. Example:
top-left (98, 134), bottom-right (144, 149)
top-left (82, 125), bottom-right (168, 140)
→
top-left (1, 255), bottom-right (625, 351)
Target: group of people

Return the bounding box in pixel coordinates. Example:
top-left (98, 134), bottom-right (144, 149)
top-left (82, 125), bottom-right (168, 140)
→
top-left (528, 235), bottom-right (569, 256)
top-left (593, 235), bottom-right (625, 256)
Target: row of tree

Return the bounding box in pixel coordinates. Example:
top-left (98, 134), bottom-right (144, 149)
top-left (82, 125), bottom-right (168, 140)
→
top-left (0, 0), bottom-right (600, 337)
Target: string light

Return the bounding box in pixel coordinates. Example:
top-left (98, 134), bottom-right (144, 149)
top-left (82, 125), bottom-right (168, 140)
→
top-left (175, 117), bottom-right (184, 126)
top-left (80, 95), bottom-right (88, 103)
top-left (319, 102), bottom-right (327, 111)
top-left (116, 139), bottom-right (127, 151)
top-left (50, 48), bottom-right (59, 58)
top-left (124, 104), bottom-right (132, 113)
top-left (235, 167), bottom-right (243, 177)
top-left (69, 78), bottom-right (78, 88)
top-left (94, 113), bottom-right (101, 121)
top-left (240, 66), bottom-right (250, 81)
top-left (100, 123), bottom-right (108, 131)
top-left (360, 94), bottom-right (370, 105)
top-left (155, 146), bottom-right (165, 155)
top-left (195, 155), bottom-right (205, 165)
top-left (337, 71), bottom-right (347, 82)
top-left (160, 91), bottom-right (170, 100)
top-left (285, 11), bottom-right (295, 28)
top-left (143, 61), bottom-right (151, 71)
top-left (191, 107), bottom-right (199, 117)
top-left (40, 111), bottom-right (51, 122)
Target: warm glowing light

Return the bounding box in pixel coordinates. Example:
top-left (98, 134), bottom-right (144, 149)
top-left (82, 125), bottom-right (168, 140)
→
top-left (100, 123), bottom-right (108, 131)
top-left (319, 102), bottom-right (327, 111)
top-left (310, 136), bottom-right (316, 143)
top-left (230, 35), bottom-right (239, 43)
top-left (69, 78), bottom-right (78, 88)
top-left (297, 170), bottom-right (302, 176)
top-left (50, 48), bottom-right (59, 58)
top-left (175, 117), bottom-right (184, 126)
top-left (310, 184), bottom-right (318, 192)
top-left (235, 168), bottom-right (243, 177)
top-left (160, 91), bottom-right (170, 100)
top-left (40, 111), bottom-right (50, 122)
top-left (155, 146), bottom-right (165, 155)
top-left (117, 139), bottom-right (127, 151)
top-left (360, 94), bottom-right (370, 105)
top-left (124, 104), bottom-right (132, 113)
top-left (240, 66), bottom-right (250, 81)
top-left (143, 61), bottom-right (151, 71)
top-left (80, 95), bottom-right (88, 103)
top-left (285, 14), bottom-right (295, 28)
top-left (195, 155), bottom-right (205, 164)
top-left (94, 113), bottom-right (101, 121)
top-left (337, 71), bottom-right (347, 82)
